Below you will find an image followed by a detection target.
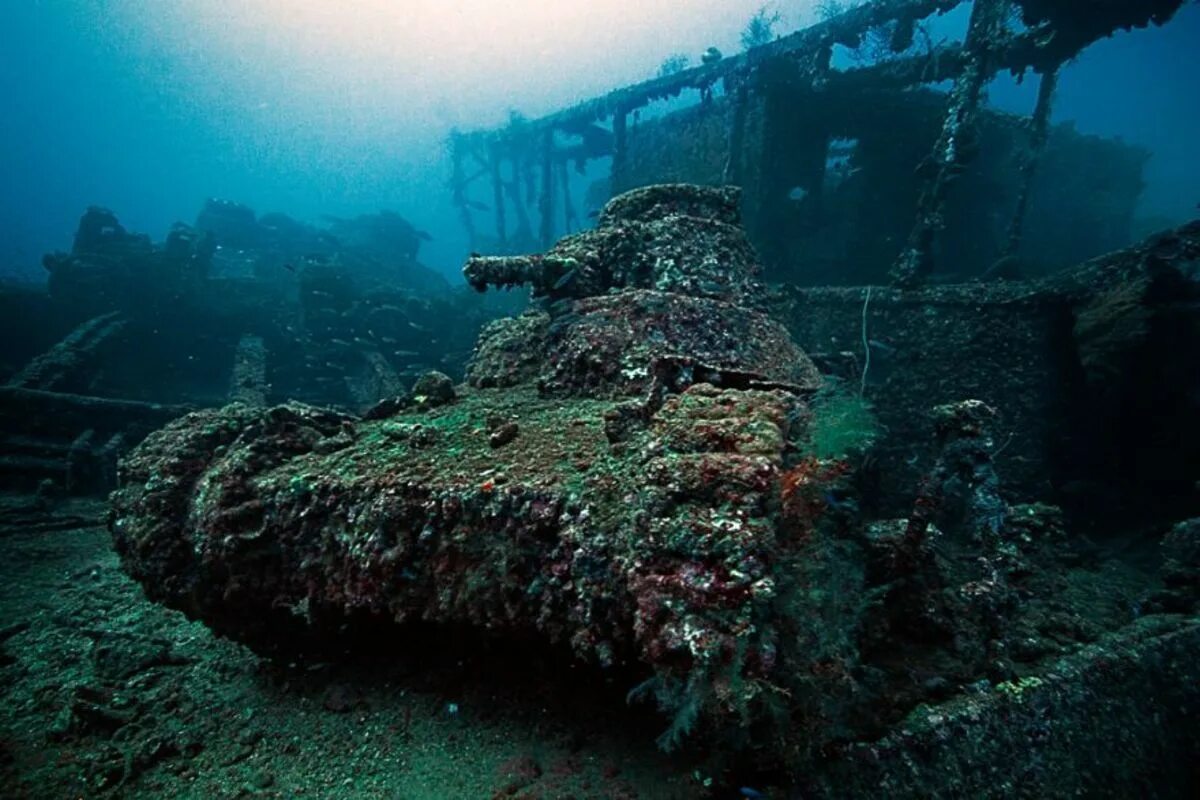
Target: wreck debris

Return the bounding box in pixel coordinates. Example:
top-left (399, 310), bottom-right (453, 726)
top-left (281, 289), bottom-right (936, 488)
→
top-left (6, 311), bottom-right (128, 393)
top-left (0, 386), bottom-right (191, 492)
top-left (454, 0), bottom-right (1182, 285)
top-left (906, 399), bottom-right (1005, 549)
top-left (777, 219), bottom-right (1200, 531)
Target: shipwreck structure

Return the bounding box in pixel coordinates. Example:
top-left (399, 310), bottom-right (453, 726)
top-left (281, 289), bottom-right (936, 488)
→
top-left (111, 186), bottom-right (1200, 793)
top-left (0, 203), bottom-right (513, 498)
top-left (449, 0), bottom-right (1182, 286)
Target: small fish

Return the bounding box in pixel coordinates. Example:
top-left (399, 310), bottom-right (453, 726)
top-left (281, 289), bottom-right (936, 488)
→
top-left (787, 186), bottom-right (808, 202)
top-left (868, 339), bottom-right (897, 355)
top-left (739, 788), bottom-right (766, 799)
top-left (702, 46), bottom-right (723, 65)
top-left (464, 200), bottom-right (490, 212)
top-left (552, 269), bottom-right (578, 291)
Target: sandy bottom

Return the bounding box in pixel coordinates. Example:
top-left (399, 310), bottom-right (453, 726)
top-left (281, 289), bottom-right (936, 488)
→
top-left (0, 498), bottom-right (706, 799)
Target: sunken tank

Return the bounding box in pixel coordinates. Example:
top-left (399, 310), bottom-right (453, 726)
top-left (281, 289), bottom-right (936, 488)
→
top-left (110, 185), bottom-right (840, 752)
top-left (112, 185), bottom-right (1164, 771)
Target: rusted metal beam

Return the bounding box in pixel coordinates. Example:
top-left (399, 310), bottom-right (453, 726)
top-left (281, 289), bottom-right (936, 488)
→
top-left (457, 0), bottom-right (966, 153)
top-left (889, 0), bottom-right (1013, 288)
top-left (1001, 65), bottom-right (1060, 260)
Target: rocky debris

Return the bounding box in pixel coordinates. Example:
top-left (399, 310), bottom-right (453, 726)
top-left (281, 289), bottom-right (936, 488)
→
top-left (493, 754), bottom-right (542, 795)
top-left (0, 621), bottom-right (29, 668)
top-left (361, 393), bottom-right (413, 421)
top-left (488, 420), bottom-right (519, 449)
top-left (411, 369), bottom-right (457, 407)
top-left (87, 630), bottom-right (191, 682)
top-left (1145, 517), bottom-right (1200, 613)
top-left (320, 683), bottom-right (361, 713)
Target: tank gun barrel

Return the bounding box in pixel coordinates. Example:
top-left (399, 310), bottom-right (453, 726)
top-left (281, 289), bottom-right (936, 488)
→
top-left (463, 254), bottom-right (551, 294)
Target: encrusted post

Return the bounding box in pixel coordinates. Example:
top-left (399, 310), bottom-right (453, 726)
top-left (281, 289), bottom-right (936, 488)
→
top-left (489, 144), bottom-right (507, 247)
top-left (506, 158), bottom-right (531, 241)
top-left (450, 134), bottom-right (477, 251)
top-left (228, 335), bottom-right (268, 406)
top-left (558, 158), bottom-right (577, 233)
top-left (611, 108), bottom-right (628, 192)
top-left (1000, 65), bottom-right (1060, 260)
top-left (889, 0), bottom-right (1013, 288)
top-left (539, 128), bottom-right (555, 248)
top-left (722, 79), bottom-right (750, 185)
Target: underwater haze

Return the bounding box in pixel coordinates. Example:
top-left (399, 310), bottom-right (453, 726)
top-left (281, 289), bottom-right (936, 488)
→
top-left (3, 0), bottom-right (818, 281)
top-left (2, 0), bottom-right (1199, 282)
top-left (3, 2), bottom-right (1200, 799)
